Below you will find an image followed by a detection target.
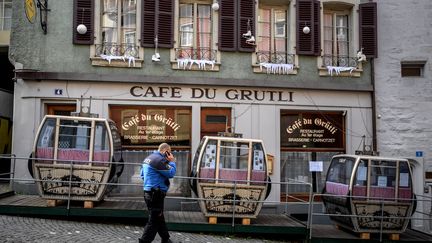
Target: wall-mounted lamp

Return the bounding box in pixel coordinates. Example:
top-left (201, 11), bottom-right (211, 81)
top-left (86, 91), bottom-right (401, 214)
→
top-left (212, 1), bottom-right (219, 11)
top-left (36, 0), bottom-right (50, 35)
top-left (77, 24), bottom-right (87, 35)
top-left (76, 8), bottom-right (87, 35)
top-left (303, 26), bottom-right (310, 34)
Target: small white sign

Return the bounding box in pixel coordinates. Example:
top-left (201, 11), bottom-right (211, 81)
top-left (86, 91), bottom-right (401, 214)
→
top-left (378, 176), bottom-right (387, 187)
top-left (309, 161), bottom-right (323, 172)
top-left (399, 173), bottom-right (409, 187)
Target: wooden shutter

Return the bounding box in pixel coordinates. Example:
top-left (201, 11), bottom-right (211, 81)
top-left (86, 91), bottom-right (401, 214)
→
top-left (141, 0), bottom-right (156, 47)
top-left (158, 0), bottom-right (174, 48)
top-left (313, 0), bottom-right (320, 55)
top-left (296, 0), bottom-right (320, 55)
top-left (219, 0), bottom-right (236, 51)
top-left (359, 2), bottom-right (377, 58)
top-left (238, 0), bottom-right (255, 52)
top-left (73, 0), bottom-right (94, 45)
top-left (142, 0), bottom-right (174, 48)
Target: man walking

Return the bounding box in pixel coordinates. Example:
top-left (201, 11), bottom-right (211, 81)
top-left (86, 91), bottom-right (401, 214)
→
top-left (139, 143), bottom-right (176, 243)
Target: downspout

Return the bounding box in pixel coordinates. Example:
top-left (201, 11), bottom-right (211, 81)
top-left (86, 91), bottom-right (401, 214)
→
top-left (370, 58), bottom-right (377, 153)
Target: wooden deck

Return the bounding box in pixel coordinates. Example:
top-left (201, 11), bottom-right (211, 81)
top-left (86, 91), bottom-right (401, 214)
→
top-left (0, 193), bottom-right (306, 235)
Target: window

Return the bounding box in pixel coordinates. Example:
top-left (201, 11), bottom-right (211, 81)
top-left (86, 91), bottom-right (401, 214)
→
top-left (401, 62), bottom-right (425, 77)
top-left (0, 0), bottom-right (11, 31)
top-left (257, 7), bottom-right (292, 65)
top-left (323, 11), bottom-right (352, 67)
top-left (99, 0), bottom-right (138, 57)
top-left (175, 1), bottom-right (217, 70)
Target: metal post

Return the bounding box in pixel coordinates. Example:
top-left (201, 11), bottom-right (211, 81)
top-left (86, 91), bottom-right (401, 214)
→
top-left (232, 180), bottom-right (237, 227)
top-left (67, 160), bottom-right (74, 212)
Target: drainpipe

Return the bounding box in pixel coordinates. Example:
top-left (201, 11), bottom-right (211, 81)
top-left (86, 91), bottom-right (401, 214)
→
top-left (370, 58), bottom-right (378, 153)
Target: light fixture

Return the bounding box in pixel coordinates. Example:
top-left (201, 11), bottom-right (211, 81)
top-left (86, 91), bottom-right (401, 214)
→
top-left (212, 1), bottom-right (219, 11)
top-left (76, 8), bottom-right (87, 35)
top-left (303, 26), bottom-right (310, 34)
top-left (36, 0), bottom-right (50, 35)
top-left (77, 24), bottom-right (87, 35)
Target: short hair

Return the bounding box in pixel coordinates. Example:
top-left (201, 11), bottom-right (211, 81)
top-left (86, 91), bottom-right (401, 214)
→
top-left (158, 143), bottom-right (171, 152)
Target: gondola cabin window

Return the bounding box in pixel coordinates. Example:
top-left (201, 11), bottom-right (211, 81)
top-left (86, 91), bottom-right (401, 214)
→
top-left (352, 159), bottom-right (368, 198)
top-left (370, 160), bottom-right (397, 200)
top-left (93, 122), bottom-right (110, 166)
top-left (326, 157), bottom-right (354, 195)
top-left (36, 118), bottom-right (56, 163)
top-left (57, 120), bottom-right (92, 164)
top-left (218, 141), bottom-right (249, 184)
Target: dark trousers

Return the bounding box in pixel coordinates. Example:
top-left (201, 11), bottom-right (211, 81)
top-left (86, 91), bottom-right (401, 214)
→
top-left (139, 189), bottom-right (170, 243)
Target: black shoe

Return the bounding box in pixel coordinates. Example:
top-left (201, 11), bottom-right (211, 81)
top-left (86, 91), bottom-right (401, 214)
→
top-left (138, 238), bottom-right (150, 243)
top-left (161, 239), bottom-right (173, 243)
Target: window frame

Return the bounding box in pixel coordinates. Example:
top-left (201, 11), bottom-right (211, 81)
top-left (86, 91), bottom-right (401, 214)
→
top-left (253, 2), bottom-right (298, 74)
top-left (0, 0), bottom-right (12, 31)
top-left (171, 0), bottom-right (220, 71)
top-left (90, 0), bottom-right (144, 67)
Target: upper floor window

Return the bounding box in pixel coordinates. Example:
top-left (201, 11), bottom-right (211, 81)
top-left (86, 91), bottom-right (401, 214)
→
top-left (255, 4), bottom-right (295, 75)
top-left (0, 0), bottom-right (12, 31)
top-left (99, 0), bottom-right (138, 57)
top-left (175, 2), bottom-right (216, 70)
top-left (323, 12), bottom-right (351, 67)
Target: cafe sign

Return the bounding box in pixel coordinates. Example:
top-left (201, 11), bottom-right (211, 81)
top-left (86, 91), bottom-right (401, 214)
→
top-left (281, 111), bottom-right (345, 150)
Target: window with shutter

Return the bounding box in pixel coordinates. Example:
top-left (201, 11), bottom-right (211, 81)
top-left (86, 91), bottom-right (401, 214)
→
top-left (359, 2), bottom-right (377, 58)
top-left (173, 0), bottom-right (219, 71)
top-left (318, 2), bottom-right (366, 77)
top-left (73, 0), bottom-right (94, 45)
top-left (238, 0), bottom-right (255, 52)
top-left (253, 3), bottom-right (298, 75)
top-left (90, 0), bottom-right (143, 68)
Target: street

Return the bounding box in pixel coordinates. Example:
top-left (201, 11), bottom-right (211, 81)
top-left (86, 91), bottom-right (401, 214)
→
top-left (0, 215), bottom-right (287, 243)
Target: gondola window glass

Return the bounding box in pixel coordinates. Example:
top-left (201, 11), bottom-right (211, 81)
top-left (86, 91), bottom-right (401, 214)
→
top-left (399, 161), bottom-right (412, 200)
top-left (370, 160), bottom-right (397, 200)
top-left (353, 159), bottom-right (368, 198)
top-left (199, 139), bottom-right (217, 182)
top-left (252, 143), bottom-right (266, 185)
top-left (36, 118), bottom-right (56, 162)
top-left (57, 120), bottom-right (91, 163)
top-left (94, 122), bottom-right (110, 165)
top-left (327, 157), bottom-right (354, 185)
top-left (219, 142), bottom-right (249, 183)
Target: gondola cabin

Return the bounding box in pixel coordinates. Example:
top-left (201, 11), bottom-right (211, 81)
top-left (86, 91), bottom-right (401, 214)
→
top-left (322, 154), bottom-right (416, 239)
top-left (29, 115), bottom-right (123, 206)
top-left (190, 136), bottom-right (271, 224)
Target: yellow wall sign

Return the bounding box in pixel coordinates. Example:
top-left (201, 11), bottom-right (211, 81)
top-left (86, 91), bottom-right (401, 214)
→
top-left (25, 0), bottom-right (36, 23)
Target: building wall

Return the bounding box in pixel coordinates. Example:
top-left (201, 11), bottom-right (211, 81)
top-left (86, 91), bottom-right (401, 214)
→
top-left (374, 0), bottom-right (432, 232)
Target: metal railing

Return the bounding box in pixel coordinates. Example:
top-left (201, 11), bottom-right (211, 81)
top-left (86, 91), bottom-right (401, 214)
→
top-left (174, 47), bottom-right (217, 62)
top-left (256, 51), bottom-right (295, 65)
top-left (321, 55), bottom-right (358, 68)
top-left (95, 43), bottom-right (140, 58)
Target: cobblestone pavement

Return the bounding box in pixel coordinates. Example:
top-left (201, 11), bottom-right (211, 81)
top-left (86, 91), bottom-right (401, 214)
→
top-left (0, 215), bottom-right (287, 243)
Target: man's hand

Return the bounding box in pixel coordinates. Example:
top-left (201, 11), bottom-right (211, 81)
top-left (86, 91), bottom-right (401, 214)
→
top-left (165, 151), bottom-right (175, 162)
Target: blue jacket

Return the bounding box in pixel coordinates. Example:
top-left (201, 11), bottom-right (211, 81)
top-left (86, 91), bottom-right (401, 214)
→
top-left (140, 152), bottom-right (176, 192)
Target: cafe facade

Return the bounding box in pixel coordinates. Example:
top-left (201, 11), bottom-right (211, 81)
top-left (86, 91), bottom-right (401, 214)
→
top-left (11, 78), bottom-right (372, 202)
top-left (10, 0), bottom-right (376, 203)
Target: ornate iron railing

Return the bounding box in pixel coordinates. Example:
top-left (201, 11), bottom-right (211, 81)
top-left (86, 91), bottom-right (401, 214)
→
top-left (95, 43), bottom-right (140, 58)
top-left (321, 55), bottom-right (358, 68)
top-left (256, 51), bottom-right (295, 64)
top-left (174, 48), bottom-right (217, 62)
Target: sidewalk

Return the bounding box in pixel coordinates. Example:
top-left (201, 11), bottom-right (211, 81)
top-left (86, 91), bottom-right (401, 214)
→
top-left (0, 215), bottom-right (287, 243)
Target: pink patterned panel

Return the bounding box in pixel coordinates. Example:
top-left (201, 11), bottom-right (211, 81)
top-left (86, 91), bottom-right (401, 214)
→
top-left (370, 187), bottom-right (395, 200)
top-left (57, 149), bottom-right (90, 163)
top-left (36, 147), bottom-right (54, 164)
top-left (93, 151), bottom-right (110, 167)
top-left (251, 170), bottom-right (266, 185)
top-left (399, 188), bottom-right (412, 199)
top-left (199, 167), bottom-right (215, 183)
top-left (326, 181), bottom-right (349, 195)
top-left (352, 186), bottom-right (367, 197)
top-left (219, 169), bottom-right (247, 184)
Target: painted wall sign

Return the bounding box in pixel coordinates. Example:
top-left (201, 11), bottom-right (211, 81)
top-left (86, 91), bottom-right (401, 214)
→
top-left (280, 111), bottom-right (345, 150)
top-left (109, 106), bottom-right (191, 146)
top-left (130, 86), bottom-right (294, 103)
